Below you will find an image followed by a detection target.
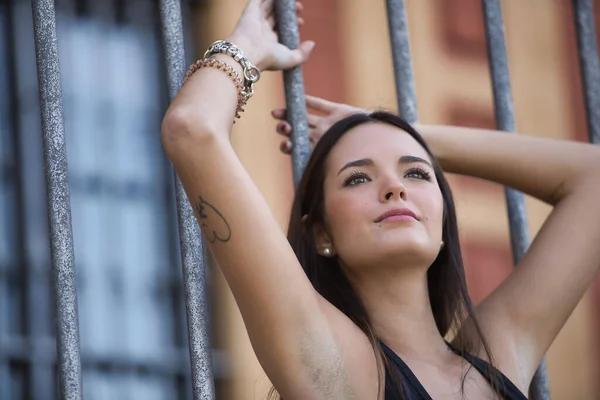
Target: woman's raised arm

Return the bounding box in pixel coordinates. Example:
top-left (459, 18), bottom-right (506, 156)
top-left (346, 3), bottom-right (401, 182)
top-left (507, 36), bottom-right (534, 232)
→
top-left (417, 124), bottom-right (600, 386)
top-left (161, 3), bottom-right (372, 399)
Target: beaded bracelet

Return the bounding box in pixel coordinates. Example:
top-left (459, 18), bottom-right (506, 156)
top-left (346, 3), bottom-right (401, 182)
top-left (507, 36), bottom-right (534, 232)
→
top-left (203, 40), bottom-right (261, 101)
top-left (183, 57), bottom-right (247, 122)
top-left (183, 40), bottom-right (261, 123)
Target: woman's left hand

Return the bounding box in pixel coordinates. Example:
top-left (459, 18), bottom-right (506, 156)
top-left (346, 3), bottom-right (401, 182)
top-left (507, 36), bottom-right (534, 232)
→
top-left (226, 0), bottom-right (315, 71)
top-left (272, 95), bottom-right (366, 153)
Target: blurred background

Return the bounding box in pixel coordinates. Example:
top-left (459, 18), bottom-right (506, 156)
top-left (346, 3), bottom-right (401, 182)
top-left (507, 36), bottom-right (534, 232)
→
top-left (1, 0), bottom-right (599, 399)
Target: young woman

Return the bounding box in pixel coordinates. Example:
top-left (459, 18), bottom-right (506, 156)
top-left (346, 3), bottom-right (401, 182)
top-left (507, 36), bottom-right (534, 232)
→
top-left (161, 1), bottom-right (600, 398)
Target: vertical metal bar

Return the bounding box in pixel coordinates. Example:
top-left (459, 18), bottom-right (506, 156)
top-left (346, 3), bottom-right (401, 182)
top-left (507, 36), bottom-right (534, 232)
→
top-left (158, 1), bottom-right (215, 399)
top-left (481, 2), bottom-right (550, 399)
top-left (151, 1), bottom-right (196, 398)
top-left (275, 0), bottom-right (311, 186)
top-left (150, 8), bottom-right (195, 400)
top-left (574, 0), bottom-right (600, 144)
top-left (31, 0), bottom-right (83, 399)
top-left (386, 0), bottom-right (418, 123)
top-left (0, 2), bottom-right (15, 398)
top-left (12, 1), bottom-right (58, 397)
top-left (178, 2), bottom-right (205, 399)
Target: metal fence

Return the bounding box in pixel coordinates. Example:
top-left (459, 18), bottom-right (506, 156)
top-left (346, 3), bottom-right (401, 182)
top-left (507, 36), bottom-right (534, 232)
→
top-left (2, 0), bottom-right (599, 398)
top-left (1, 0), bottom-right (218, 399)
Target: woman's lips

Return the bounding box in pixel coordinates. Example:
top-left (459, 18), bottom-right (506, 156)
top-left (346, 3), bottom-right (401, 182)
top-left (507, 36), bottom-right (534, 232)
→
top-left (374, 207), bottom-right (419, 223)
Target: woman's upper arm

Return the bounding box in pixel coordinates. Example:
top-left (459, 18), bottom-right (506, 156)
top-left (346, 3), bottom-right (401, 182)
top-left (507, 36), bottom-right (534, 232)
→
top-left (476, 175), bottom-right (600, 384)
top-left (161, 119), bottom-right (376, 398)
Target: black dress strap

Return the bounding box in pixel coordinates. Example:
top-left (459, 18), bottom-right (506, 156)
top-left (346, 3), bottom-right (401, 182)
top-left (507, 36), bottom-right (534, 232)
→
top-left (445, 342), bottom-right (528, 400)
top-left (380, 342), bottom-right (432, 400)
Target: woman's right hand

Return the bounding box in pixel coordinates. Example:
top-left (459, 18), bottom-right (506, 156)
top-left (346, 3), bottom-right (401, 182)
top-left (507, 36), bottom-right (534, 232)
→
top-left (272, 95), bottom-right (367, 154)
top-left (226, 0), bottom-right (315, 72)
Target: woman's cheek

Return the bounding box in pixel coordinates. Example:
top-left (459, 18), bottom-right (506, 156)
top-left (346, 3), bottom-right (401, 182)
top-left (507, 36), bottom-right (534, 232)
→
top-left (326, 194), bottom-right (369, 238)
top-left (411, 190), bottom-right (444, 231)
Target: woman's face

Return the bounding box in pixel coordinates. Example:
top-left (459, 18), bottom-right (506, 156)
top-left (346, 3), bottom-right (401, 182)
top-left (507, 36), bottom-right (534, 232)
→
top-left (320, 122), bottom-right (444, 273)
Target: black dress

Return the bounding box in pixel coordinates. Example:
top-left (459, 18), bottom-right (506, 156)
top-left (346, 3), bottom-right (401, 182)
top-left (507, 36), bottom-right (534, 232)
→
top-left (381, 342), bottom-right (528, 400)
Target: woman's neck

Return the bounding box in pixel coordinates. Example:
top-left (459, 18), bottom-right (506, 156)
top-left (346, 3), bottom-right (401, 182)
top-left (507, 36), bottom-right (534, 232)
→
top-left (346, 265), bottom-right (452, 365)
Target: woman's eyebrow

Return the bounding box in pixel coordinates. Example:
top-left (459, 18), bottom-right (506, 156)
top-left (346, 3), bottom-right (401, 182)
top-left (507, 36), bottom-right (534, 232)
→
top-left (399, 155), bottom-right (432, 167)
top-left (337, 156), bottom-right (432, 176)
top-left (337, 158), bottom-right (374, 175)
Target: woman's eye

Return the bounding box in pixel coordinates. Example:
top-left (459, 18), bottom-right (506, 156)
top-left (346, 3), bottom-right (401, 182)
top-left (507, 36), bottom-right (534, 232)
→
top-left (344, 172), bottom-right (371, 186)
top-left (405, 168), bottom-right (431, 181)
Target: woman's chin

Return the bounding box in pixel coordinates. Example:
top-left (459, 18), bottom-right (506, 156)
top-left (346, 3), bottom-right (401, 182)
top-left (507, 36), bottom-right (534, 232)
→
top-left (386, 243), bottom-right (438, 265)
top-left (342, 241), bottom-right (440, 271)
top-left (378, 232), bottom-right (435, 253)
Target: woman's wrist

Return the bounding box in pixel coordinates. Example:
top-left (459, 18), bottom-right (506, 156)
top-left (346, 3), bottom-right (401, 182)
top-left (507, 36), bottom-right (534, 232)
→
top-left (224, 33), bottom-right (265, 70)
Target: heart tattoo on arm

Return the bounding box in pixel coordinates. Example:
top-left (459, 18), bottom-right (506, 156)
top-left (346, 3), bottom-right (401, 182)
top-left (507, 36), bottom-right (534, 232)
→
top-left (195, 196), bottom-right (232, 243)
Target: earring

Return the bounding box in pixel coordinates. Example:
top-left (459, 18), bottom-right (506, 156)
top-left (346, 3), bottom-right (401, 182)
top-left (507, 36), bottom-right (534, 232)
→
top-left (440, 240), bottom-right (445, 249)
top-left (323, 247), bottom-right (332, 256)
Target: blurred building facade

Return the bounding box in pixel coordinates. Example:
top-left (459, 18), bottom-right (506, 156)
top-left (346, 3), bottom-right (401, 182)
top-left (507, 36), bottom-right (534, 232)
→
top-left (1, 0), bottom-right (600, 399)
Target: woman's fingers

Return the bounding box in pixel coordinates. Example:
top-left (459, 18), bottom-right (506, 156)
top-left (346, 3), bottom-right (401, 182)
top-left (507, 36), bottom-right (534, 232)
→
top-left (265, 1), bottom-right (303, 29)
top-left (275, 114), bottom-right (319, 131)
top-left (276, 96), bottom-right (342, 116)
top-left (279, 131), bottom-right (318, 154)
top-left (261, 0), bottom-right (274, 14)
top-left (272, 107), bottom-right (318, 126)
top-left (309, 128), bottom-right (322, 145)
top-left (263, 0), bottom-right (276, 28)
top-left (280, 139), bottom-right (292, 154)
top-left (305, 95), bottom-right (337, 113)
top-left (279, 126), bottom-right (320, 151)
top-left (272, 40), bottom-right (315, 70)
top-left (276, 121), bottom-right (292, 136)
top-left (295, 1), bottom-right (304, 24)
top-left (307, 114), bottom-right (320, 128)
top-left (271, 108), bottom-right (286, 120)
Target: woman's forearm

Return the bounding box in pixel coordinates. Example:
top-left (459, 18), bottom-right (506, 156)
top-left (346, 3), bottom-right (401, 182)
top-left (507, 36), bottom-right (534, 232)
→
top-left (162, 58), bottom-right (237, 142)
top-left (416, 124), bottom-right (600, 205)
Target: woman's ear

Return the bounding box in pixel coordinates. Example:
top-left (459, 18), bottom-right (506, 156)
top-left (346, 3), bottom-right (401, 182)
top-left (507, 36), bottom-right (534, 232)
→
top-left (301, 214), bottom-right (309, 234)
top-left (312, 221), bottom-right (336, 257)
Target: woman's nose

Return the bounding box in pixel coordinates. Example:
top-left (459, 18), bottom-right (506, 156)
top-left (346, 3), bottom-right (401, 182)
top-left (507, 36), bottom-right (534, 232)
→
top-left (380, 179), bottom-right (407, 202)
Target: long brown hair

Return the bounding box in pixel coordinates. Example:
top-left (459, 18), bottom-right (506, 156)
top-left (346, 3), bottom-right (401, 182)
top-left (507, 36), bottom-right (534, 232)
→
top-left (268, 112), bottom-right (498, 399)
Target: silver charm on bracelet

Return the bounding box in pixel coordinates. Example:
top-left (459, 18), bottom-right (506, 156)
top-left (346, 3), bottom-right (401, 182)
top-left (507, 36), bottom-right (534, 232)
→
top-left (204, 40), bottom-right (260, 100)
